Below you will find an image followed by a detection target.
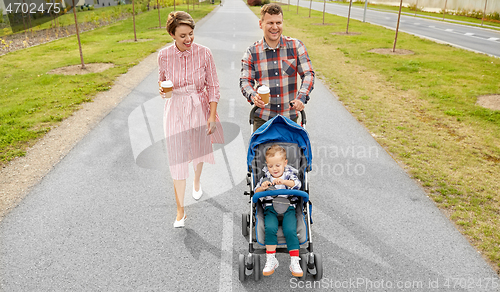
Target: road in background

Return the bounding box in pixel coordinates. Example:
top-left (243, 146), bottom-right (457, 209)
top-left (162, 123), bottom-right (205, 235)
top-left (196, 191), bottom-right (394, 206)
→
top-left (295, 0), bottom-right (500, 58)
top-left (1, 0), bottom-right (499, 290)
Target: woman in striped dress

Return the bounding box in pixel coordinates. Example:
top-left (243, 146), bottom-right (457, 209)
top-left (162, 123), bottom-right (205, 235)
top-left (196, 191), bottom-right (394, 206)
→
top-left (158, 11), bottom-right (224, 228)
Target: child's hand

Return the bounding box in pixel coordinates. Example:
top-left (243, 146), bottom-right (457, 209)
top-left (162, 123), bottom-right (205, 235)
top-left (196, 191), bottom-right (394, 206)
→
top-left (261, 181), bottom-right (272, 189)
top-left (272, 178), bottom-right (285, 185)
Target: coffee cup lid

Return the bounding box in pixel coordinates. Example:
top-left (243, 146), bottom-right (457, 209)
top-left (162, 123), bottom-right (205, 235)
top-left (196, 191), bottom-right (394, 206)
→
top-left (161, 80), bottom-right (173, 88)
top-left (258, 85), bottom-right (270, 94)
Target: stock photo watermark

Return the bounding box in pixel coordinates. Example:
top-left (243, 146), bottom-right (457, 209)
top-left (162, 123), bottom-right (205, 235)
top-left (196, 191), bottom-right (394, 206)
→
top-left (308, 143), bottom-right (380, 177)
top-left (290, 276), bottom-right (500, 290)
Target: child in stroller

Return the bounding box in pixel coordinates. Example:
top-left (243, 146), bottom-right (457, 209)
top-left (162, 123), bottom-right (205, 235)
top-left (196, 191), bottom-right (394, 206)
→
top-left (254, 144), bottom-right (303, 277)
top-left (239, 111), bottom-right (323, 282)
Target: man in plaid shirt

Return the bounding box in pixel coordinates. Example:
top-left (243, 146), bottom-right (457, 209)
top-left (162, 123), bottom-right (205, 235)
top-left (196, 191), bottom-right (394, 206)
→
top-left (240, 3), bottom-right (315, 132)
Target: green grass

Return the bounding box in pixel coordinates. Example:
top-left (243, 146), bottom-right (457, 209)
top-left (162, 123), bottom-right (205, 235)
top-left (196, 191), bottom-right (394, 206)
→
top-left (250, 3), bottom-right (500, 272)
top-left (0, 2), bottom-right (216, 163)
top-left (1, 5), bottom-right (136, 37)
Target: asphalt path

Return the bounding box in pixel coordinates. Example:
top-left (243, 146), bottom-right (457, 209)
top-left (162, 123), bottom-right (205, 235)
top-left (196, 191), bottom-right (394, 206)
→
top-left (1, 0), bottom-right (500, 291)
top-left (294, 0), bottom-right (500, 58)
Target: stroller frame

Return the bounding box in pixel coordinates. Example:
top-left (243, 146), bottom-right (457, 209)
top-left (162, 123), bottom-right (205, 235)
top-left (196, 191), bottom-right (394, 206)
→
top-left (238, 107), bottom-right (323, 282)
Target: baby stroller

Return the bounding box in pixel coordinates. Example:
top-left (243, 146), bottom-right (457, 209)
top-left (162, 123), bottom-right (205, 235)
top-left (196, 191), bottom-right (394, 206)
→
top-left (238, 107), bottom-right (323, 281)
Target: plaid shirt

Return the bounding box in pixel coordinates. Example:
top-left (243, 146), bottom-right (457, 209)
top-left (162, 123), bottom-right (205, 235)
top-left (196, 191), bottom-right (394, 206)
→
top-left (240, 36), bottom-right (315, 121)
top-left (255, 165), bottom-right (302, 208)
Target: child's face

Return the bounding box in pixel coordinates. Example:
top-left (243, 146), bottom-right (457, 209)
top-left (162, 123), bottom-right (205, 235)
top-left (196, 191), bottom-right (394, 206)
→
top-left (266, 154), bottom-right (287, 178)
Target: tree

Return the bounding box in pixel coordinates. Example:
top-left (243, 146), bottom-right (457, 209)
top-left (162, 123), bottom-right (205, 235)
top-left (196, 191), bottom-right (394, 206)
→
top-left (393, 0), bottom-right (403, 52)
top-left (132, 0), bottom-right (137, 41)
top-left (482, 0), bottom-right (488, 26)
top-left (346, 0), bottom-right (352, 34)
top-left (72, 0), bottom-right (85, 69)
top-left (157, 0), bottom-right (161, 28)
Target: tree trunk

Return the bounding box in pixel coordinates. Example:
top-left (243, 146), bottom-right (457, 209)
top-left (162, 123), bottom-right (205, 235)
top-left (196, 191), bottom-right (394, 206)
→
top-left (482, 0), bottom-right (488, 26)
top-left (322, 0), bottom-right (326, 24)
top-left (346, 0), bottom-right (352, 34)
top-left (72, 0), bottom-right (85, 69)
top-left (393, 0), bottom-right (403, 52)
top-left (133, 0), bottom-right (137, 41)
top-left (157, 0), bottom-right (161, 28)
top-left (442, 0), bottom-right (448, 20)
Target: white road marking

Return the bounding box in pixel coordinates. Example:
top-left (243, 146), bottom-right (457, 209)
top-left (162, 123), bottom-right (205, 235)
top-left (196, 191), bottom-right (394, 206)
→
top-left (445, 29), bottom-right (453, 32)
top-left (228, 99), bottom-right (235, 118)
top-left (488, 37), bottom-right (499, 41)
top-left (465, 32), bottom-right (475, 36)
top-left (218, 213), bottom-right (233, 292)
top-left (429, 25), bottom-right (435, 28)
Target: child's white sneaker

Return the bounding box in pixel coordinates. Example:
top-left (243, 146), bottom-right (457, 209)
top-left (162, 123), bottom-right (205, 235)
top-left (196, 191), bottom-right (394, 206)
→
top-left (289, 256), bottom-right (303, 277)
top-left (263, 253), bottom-right (279, 276)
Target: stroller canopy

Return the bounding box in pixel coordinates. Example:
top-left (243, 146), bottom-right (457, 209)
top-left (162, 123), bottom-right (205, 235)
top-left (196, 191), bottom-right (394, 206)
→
top-left (247, 115), bottom-right (312, 170)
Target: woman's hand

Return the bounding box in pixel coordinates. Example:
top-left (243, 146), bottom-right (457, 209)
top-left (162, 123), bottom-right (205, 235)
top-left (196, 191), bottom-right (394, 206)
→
top-left (207, 116), bottom-right (216, 135)
top-left (158, 82), bottom-right (166, 99)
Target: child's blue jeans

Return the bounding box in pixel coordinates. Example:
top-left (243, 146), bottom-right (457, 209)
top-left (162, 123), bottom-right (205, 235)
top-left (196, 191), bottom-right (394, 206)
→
top-left (264, 205), bottom-right (300, 251)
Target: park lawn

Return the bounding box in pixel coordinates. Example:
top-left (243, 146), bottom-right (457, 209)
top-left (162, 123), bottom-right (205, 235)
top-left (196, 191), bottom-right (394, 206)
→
top-left (1, 4), bottom-right (136, 37)
top-left (251, 4), bottom-right (500, 271)
top-left (0, 3), bottom-right (216, 162)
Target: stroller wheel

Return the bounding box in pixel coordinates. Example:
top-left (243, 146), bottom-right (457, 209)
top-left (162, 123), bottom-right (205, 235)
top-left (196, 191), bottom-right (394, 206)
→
top-left (313, 253), bottom-right (323, 280)
top-left (238, 254), bottom-right (246, 282)
top-left (253, 254), bottom-right (261, 281)
top-left (241, 213), bottom-right (249, 237)
top-left (299, 254), bottom-right (308, 280)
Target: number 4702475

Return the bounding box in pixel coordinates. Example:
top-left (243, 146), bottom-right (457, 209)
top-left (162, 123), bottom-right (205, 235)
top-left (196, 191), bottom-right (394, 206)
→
top-left (5, 2), bottom-right (61, 14)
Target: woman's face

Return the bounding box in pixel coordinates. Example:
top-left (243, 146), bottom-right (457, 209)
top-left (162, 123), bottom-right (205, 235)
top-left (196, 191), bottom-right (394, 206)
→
top-left (170, 24), bottom-right (194, 52)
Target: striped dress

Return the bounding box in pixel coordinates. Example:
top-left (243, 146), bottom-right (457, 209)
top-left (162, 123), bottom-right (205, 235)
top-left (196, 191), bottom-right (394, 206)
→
top-left (158, 42), bottom-right (224, 180)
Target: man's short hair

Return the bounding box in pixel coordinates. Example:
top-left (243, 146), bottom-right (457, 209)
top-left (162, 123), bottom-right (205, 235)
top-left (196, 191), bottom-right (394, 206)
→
top-left (260, 3), bottom-right (283, 20)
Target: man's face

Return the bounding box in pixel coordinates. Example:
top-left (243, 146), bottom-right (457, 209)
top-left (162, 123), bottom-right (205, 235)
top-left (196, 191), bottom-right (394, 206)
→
top-left (259, 13), bottom-right (283, 47)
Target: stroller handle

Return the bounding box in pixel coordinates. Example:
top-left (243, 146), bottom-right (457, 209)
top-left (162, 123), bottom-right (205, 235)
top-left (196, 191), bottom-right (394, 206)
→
top-left (249, 106), bottom-right (307, 127)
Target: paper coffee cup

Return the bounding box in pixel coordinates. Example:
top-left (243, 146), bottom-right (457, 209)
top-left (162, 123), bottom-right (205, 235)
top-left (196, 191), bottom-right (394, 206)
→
top-left (161, 80), bottom-right (173, 98)
top-left (257, 85), bottom-right (270, 105)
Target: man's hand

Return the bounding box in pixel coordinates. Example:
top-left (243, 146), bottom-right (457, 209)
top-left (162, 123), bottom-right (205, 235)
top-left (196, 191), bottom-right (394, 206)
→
top-left (290, 100), bottom-right (305, 111)
top-left (252, 94), bottom-right (266, 108)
